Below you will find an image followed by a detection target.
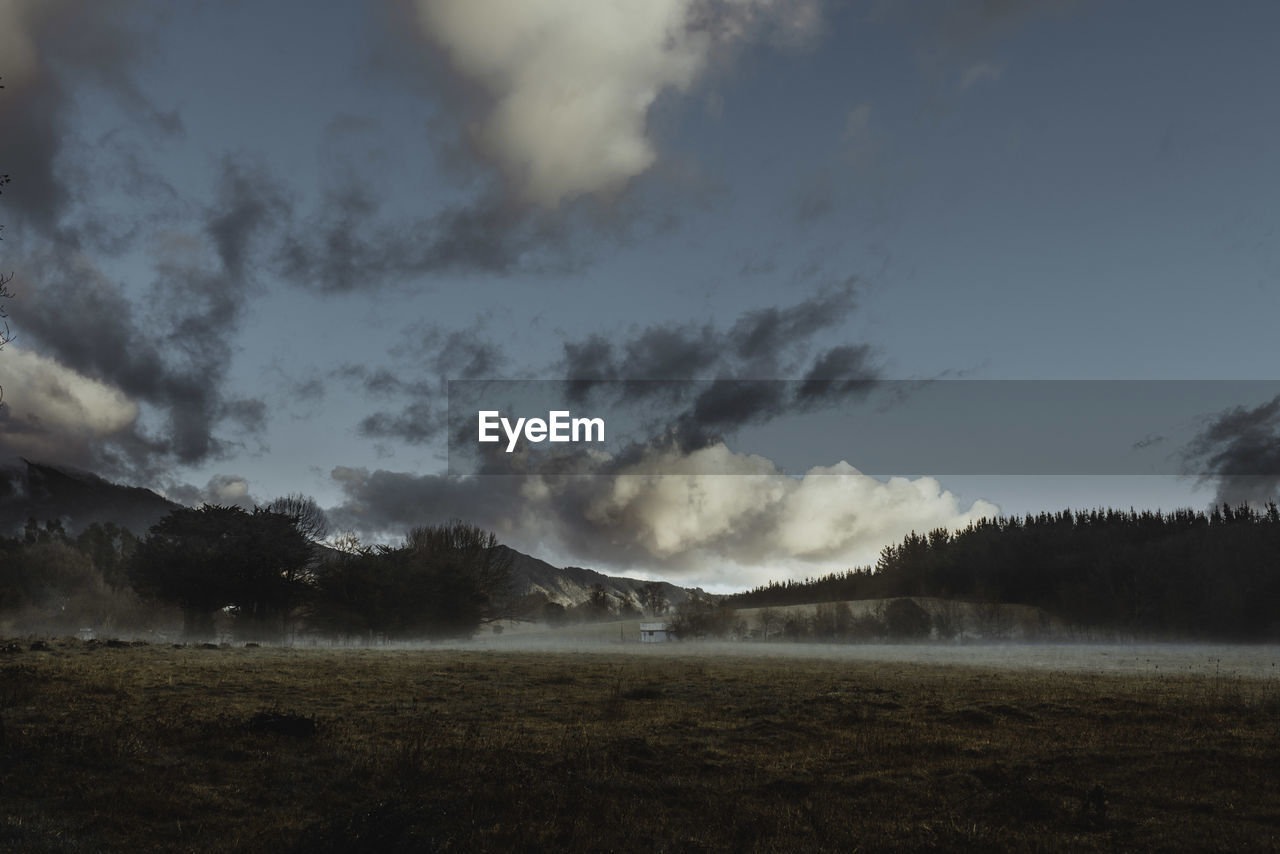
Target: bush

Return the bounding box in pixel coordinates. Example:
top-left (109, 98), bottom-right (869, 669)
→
top-left (884, 598), bottom-right (932, 639)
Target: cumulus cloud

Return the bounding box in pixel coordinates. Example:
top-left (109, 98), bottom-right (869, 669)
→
top-left (413, 0), bottom-right (823, 207)
top-left (160, 473), bottom-right (259, 510)
top-left (0, 346), bottom-right (139, 465)
top-left (328, 441), bottom-right (997, 588)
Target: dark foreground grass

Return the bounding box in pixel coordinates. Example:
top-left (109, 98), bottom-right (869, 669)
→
top-left (1, 641), bottom-right (1278, 852)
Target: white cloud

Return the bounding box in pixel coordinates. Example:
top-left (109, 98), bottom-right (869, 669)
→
top-left (325, 442), bottom-right (1000, 589)
top-left (157, 474), bottom-right (258, 509)
top-left (0, 346), bottom-right (139, 459)
top-left (570, 445), bottom-right (998, 575)
top-left (414, 0), bottom-right (823, 207)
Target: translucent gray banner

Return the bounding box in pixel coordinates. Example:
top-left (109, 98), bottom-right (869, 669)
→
top-left (446, 380), bottom-right (1280, 477)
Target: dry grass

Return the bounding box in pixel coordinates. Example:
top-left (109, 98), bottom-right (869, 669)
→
top-left (1, 639), bottom-right (1278, 852)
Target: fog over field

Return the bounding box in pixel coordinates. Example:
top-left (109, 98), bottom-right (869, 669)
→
top-left (332, 634), bottom-right (1280, 681)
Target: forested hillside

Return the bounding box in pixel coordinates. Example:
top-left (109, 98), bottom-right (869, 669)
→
top-left (729, 504), bottom-right (1280, 640)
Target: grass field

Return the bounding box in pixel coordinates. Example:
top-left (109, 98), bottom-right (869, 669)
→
top-left (2, 639), bottom-right (1278, 852)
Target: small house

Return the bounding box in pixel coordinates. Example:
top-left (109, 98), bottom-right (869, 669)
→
top-left (639, 621), bottom-right (673, 643)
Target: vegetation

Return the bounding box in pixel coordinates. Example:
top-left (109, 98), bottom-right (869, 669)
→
top-left (129, 505), bottom-right (314, 641)
top-left (1, 643), bottom-right (1278, 852)
top-left (1, 511), bottom-right (513, 642)
top-left (730, 504), bottom-right (1280, 640)
top-left (308, 521), bottom-right (514, 641)
top-left (0, 520), bottom-right (154, 636)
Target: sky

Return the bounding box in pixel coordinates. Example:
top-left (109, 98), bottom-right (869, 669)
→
top-left (1, 0), bottom-right (1279, 591)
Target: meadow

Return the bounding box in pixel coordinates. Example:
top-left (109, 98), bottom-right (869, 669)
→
top-left (2, 639), bottom-right (1278, 852)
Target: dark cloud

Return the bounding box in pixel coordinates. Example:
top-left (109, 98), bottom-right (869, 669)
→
top-left (1184, 394), bottom-right (1280, 506)
top-left (798, 344), bottom-right (877, 403)
top-left (358, 401), bottom-right (444, 446)
top-left (275, 185), bottom-right (578, 293)
top-left (8, 159), bottom-right (287, 478)
top-left (558, 280), bottom-right (877, 451)
top-left (1131, 433), bottom-right (1167, 451)
top-left (335, 317), bottom-right (511, 447)
top-left (0, 1), bottom-right (178, 238)
top-left (391, 324), bottom-right (507, 381)
top-left (326, 466), bottom-right (525, 541)
top-left (205, 157), bottom-right (292, 279)
top-left (0, 1), bottom-right (276, 480)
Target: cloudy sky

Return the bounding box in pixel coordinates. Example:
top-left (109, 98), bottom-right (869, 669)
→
top-left (1, 0), bottom-right (1279, 590)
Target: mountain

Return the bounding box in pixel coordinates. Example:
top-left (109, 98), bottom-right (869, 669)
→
top-left (0, 459), bottom-right (181, 538)
top-left (0, 459), bottom-right (706, 609)
top-left (495, 545), bottom-right (708, 610)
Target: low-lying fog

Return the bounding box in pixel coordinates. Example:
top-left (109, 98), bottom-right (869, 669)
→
top-left (454, 636), bottom-right (1280, 680)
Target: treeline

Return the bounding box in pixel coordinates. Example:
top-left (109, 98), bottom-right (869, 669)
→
top-left (728, 504), bottom-right (1280, 640)
top-left (0, 518), bottom-right (148, 635)
top-left (0, 504), bottom-right (515, 642)
top-left (668, 596), bottom-right (969, 643)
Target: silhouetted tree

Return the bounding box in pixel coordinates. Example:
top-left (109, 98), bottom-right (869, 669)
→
top-left (129, 504), bottom-right (312, 640)
top-left (671, 595), bottom-right (740, 639)
top-left (726, 502), bottom-right (1280, 640)
top-left (403, 520), bottom-right (515, 633)
top-left (266, 493), bottom-right (330, 542)
top-left (75, 522), bottom-right (138, 589)
top-left (884, 598), bottom-right (932, 639)
top-left (308, 520), bottom-right (514, 640)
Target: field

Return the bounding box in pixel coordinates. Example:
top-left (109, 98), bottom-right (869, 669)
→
top-left (2, 640), bottom-right (1279, 852)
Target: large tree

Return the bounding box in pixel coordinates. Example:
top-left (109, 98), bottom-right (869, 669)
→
top-left (265, 493), bottom-right (330, 543)
top-left (401, 520), bottom-right (515, 637)
top-left (129, 504), bottom-right (312, 640)
top-left (308, 520), bottom-right (515, 641)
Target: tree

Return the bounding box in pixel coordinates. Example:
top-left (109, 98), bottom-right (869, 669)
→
top-left (403, 520), bottom-right (514, 633)
top-left (75, 522), bottom-right (139, 589)
top-left (307, 540), bottom-right (398, 641)
top-left (129, 504), bottom-right (312, 640)
top-left (266, 493), bottom-right (331, 543)
top-left (756, 606), bottom-right (781, 639)
top-left (638, 581), bottom-right (668, 617)
top-left (670, 595), bottom-right (740, 639)
top-left (931, 599), bottom-right (964, 641)
top-left (306, 521), bottom-right (515, 641)
top-left (541, 600), bottom-right (568, 626)
top-left (884, 598), bottom-right (932, 640)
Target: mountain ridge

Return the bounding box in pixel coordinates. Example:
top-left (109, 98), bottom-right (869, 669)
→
top-left (0, 458), bottom-right (706, 607)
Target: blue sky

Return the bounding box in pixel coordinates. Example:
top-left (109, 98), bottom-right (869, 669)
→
top-left (2, 0), bottom-right (1278, 590)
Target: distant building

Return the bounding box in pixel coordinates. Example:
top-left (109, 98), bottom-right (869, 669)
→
top-left (640, 621), bottom-right (673, 643)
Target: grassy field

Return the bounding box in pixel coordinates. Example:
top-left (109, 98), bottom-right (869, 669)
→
top-left (2, 640), bottom-right (1278, 852)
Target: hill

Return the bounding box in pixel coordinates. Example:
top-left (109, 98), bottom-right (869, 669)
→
top-left (497, 544), bottom-right (706, 609)
top-left (0, 459), bottom-right (181, 538)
